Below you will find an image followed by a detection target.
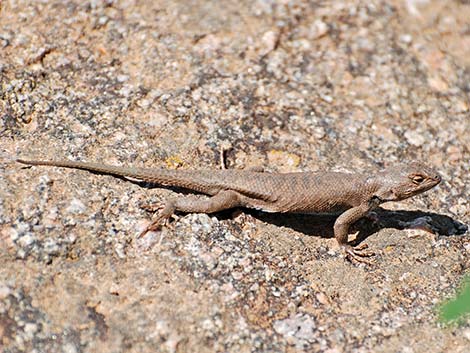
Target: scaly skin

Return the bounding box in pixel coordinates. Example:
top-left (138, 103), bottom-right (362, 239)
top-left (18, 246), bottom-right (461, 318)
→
top-left (17, 158), bottom-right (441, 263)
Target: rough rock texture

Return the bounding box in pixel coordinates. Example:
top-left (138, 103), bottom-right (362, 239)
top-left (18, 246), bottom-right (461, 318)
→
top-left (1, 0), bottom-right (469, 352)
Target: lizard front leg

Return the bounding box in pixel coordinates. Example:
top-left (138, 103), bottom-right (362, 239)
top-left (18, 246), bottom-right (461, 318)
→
top-left (334, 199), bottom-right (379, 264)
top-left (139, 190), bottom-right (243, 237)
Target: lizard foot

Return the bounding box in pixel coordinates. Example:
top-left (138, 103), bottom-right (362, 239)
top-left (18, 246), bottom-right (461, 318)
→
top-left (138, 202), bottom-right (178, 237)
top-left (140, 202), bottom-right (165, 212)
top-left (138, 214), bottom-right (180, 238)
top-left (343, 244), bottom-right (376, 265)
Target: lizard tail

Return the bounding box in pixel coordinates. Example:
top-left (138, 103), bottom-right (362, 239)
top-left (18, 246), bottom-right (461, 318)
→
top-left (16, 158), bottom-right (218, 193)
top-left (17, 158), bottom-right (138, 176)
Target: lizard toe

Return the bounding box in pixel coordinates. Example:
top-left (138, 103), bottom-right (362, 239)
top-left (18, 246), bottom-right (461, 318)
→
top-left (353, 243), bottom-right (369, 251)
top-left (342, 244), bottom-right (376, 265)
top-left (138, 212), bottom-right (180, 238)
top-left (352, 243), bottom-right (375, 257)
top-left (140, 202), bottom-right (165, 213)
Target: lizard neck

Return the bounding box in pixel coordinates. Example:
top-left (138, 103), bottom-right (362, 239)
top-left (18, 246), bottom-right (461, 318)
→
top-left (364, 175), bottom-right (391, 202)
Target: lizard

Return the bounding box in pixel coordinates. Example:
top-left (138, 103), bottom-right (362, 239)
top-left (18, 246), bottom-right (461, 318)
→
top-left (16, 158), bottom-right (441, 263)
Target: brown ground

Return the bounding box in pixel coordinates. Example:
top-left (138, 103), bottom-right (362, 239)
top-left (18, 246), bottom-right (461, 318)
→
top-left (1, 1), bottom-right (469, 352)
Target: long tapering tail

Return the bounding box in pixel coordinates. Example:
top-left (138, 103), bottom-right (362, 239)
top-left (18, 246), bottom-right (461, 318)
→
top-left (16, 158), bottom-right (221, 194)
top-left (17, 158), bottom-right (148, 178)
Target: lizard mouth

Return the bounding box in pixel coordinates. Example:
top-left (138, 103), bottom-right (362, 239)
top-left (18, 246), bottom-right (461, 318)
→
top-left (387, 177), bottom-right (441, 202)
top-left (404, 179), bottom-right (440, 198)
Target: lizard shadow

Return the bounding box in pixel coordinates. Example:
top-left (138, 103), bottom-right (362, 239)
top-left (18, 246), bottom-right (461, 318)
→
top-left (237, 207), bottom-right (468, 243)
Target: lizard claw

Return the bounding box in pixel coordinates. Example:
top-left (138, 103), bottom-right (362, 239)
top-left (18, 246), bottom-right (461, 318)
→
top-left (353, 243), bottom-right (370, 251)
top-left (140, 202), bottom-right (165, 213)
top-left (343, 244), bottom-right (376, 265)
top-left (138, 202), bottom-right (178, 238)
top-left (138, 216), bottom-right (170, 238)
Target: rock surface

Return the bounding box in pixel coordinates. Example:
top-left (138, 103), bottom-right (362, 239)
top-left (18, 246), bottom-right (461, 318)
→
top-left (1, 0), bottom-right (469, 352)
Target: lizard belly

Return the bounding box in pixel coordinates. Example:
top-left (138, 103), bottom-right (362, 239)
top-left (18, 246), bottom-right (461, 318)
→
top-left (243, 197), bottom-right (352, 215)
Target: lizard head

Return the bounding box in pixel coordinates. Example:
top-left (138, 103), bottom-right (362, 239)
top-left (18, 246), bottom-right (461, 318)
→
top-left (374, 162), bottom-right (441, 202)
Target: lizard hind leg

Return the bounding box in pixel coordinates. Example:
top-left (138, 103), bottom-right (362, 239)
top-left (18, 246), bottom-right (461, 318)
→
top-left (139, 190), bottom-right (243, 237)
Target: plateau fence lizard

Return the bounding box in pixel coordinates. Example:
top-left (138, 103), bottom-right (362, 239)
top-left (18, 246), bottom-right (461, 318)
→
top-left (17, 158), bottom-right (441, 263)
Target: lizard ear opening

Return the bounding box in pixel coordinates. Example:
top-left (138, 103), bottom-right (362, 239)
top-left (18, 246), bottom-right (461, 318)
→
top-left (375, 187), bottom-right (398, 202)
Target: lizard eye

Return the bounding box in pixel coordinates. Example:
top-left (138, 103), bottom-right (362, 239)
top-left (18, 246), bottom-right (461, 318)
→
top-left (411, 175), bottom-right (425, 184)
